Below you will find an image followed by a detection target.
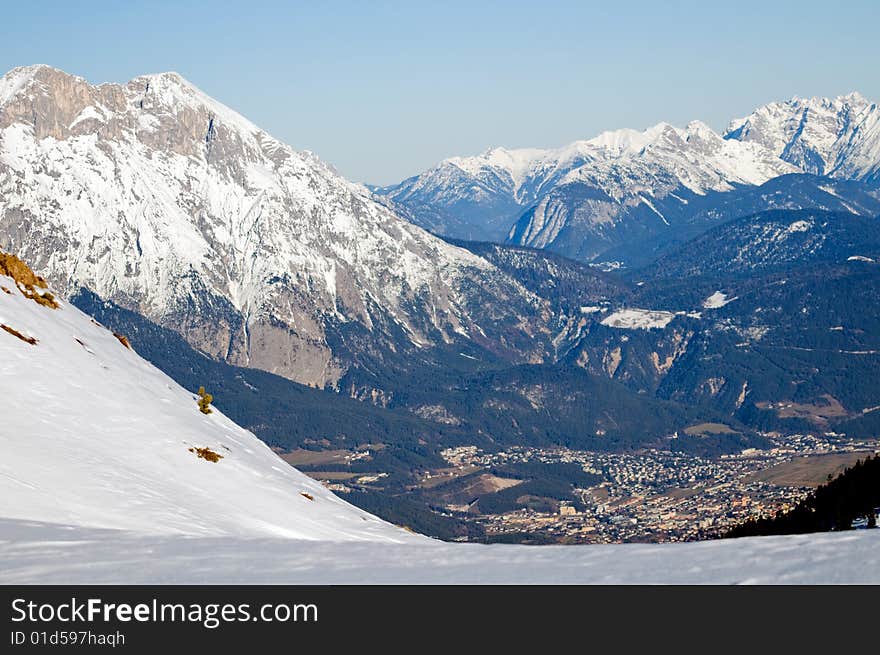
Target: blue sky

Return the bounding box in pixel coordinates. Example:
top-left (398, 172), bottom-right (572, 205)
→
top-left (4, 1), bottom-right (879, 184)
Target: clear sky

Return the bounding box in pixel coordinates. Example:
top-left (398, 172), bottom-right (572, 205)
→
top-left (3, 1), bottom-right (879, 184)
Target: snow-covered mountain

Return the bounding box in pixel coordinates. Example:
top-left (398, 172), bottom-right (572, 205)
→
top-left (506, 121), bottom-right (798, 260)
top-left (0, 253), bottom-right (412, 541)
top-left (377, 142), bottom-right (602, 241)
top-left (378, 93), bottom-right (880, 263)
top-left (381, 123), bottom-right (796, 243)
top-left (725, 92), bottom-right (880, 182)
top-left (0, 65), bottom-right (549, 390)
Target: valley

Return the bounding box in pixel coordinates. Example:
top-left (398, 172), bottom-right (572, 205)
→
top-left (2, 65), bottom-right (878, 551)
top-left (292, 433), bottom-right (879, 544)
top-left (64, 207), bottom-right (880, 542)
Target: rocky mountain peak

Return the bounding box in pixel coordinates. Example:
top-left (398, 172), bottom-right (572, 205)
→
top-left (724, 92), bottom-right (880, 180)
top-left (0, 65), bottom-right (551, 389)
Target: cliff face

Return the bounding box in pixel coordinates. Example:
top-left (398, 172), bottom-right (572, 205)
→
top-left (0, 65), bottom-right (551, 388)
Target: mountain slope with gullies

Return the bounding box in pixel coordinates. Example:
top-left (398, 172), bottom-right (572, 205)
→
top-left (724, 92), bottom-right (880, 182)
top-left (379, 94), bottom-right (880, 266)
top-left (0, 65), bottom-right (553, 390)
top-left (557, 209), bottom-right (880, 433)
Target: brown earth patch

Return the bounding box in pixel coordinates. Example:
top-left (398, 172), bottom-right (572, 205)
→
top-left (0, 252), bottom-right (59, 308)
top-left (1, 323), bottom-right (37, 345)
top-left (281, 449), bottom-right (355, 466)
top-left (683, 422), bottom-right (739, 436)
top-left (304, 471), bottom-right (359, 481)
top-left (419, 466), bottom-right (483, 490)
top-left (746, 452), bottom-right (878, 488)
top-left (188, 447), bottom-right (224, 463)
top-left (756, 394), bottom-right (848, 424)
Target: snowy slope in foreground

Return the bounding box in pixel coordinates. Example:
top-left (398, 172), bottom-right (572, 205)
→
top-left (1, 519), bottom-right (878, 584)
top-left (3, 264), bottom-right (877, 583)
top-left (0, 268), bottom-right (413, 543)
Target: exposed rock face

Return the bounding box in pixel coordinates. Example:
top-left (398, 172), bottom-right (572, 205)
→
top-left (724, 92), bottom-right (880, 182)
top-left (0, 65), bottom-right (550, 387)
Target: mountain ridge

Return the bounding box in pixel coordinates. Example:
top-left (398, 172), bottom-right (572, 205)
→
top-left (377, 92), bottom-right (880, 264)
top-left (0, 64), bottom-right (557, 389)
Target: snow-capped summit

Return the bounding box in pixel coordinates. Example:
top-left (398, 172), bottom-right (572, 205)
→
top-left (724, 92), bottom-right (880, 182)
top-left (379, 92), bottom-right (880, 263)
top-left (0, 65), bottom-right (549, 389)
top-left (446, 145), bottom-right (551, 194)
top-left (381, 141), bottom-right (600, 241)
top-left (0, 253), bottom-right (412, 541)
top-left (379, 119), bottom-right (796, 245)
top-left (561, 120), bottom-right (796, 194)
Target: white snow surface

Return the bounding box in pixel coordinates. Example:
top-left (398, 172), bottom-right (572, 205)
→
top-left (787, 219), bottom-right (812, 233)
top-left (725, 92), bottom-right (880, 182)
top-left (703, 291), bottom-right (736, 309)
top-left (1, 519), bottom-right (878, 584)
top-left (601, 308), bottom-right (676, 330)
top-left (0, 272), bottom-right (414, 543)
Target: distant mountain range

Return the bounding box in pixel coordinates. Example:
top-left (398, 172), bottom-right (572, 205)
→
top-left (376, 93), bottom-right (880, 264)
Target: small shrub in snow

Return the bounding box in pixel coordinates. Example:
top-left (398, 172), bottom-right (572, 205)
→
top-left (113, 332), bottom-right (131, 349)
top-left (197, 386), bottom-right (213, 414)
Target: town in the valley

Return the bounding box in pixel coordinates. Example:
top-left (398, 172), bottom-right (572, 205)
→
top-left (303, 433), bottom-right (880, 544)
